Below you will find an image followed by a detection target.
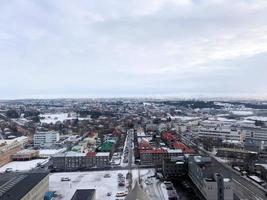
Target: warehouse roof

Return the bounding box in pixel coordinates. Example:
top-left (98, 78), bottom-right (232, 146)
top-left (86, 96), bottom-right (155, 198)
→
top-left (0, 172), bottom-right (49, 200)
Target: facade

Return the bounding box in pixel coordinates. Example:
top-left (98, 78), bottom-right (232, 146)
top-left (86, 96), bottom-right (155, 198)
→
top-left (255, 163), bottom-right (267, 181)
top-left (162, 156), bottom-right (186, 178)
top-left (216, 148), bottom-right (257, 160)
top-left (188, 155), bottom-right (233, 200)
top-left (243, 127), bottom-right (267, 141)
top-left (0, 140), bottom-right (22, 167)
top-left (0, 172), bottom-right (49, 200)
top-left (34, 131), bottom-right (60, 148)
top-left (197, 127), bottom-right (241, 141)
top-left (52, 151), bottom-right (110, 171)
top-left (139, 149), bottom-right (183, 166)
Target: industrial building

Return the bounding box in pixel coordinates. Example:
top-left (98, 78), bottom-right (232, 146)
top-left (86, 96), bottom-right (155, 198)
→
top-left (0, 172), bottom-right (49, 200)
top-left (188, 155), bottom-right (233, 200)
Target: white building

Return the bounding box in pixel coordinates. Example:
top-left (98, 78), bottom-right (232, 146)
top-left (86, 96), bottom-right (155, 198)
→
top-left (197, 126), bottom-right (241, 141)
top-left (34, 131), bottom-right (60, 148)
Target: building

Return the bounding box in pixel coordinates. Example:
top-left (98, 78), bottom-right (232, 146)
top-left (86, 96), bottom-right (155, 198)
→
top-left (197, 126), bottom-right (241, 141)
top-left (188, 155), bottom-right (233, 200)
top-left (34, 131), bottom-right (60, 148)
top-left (255, 163), bottom-right (267, 182)
top-left (71, 189), bottom-right (96, 200)
top-left (139, 149), bottom-right (183, 166)
top-left (216, 148), bottom-right (257, 160)
top-left (12, 149), bottom-right (39, 161)
top-left (162, 156), bottom-right (186, 178)
top-left (52, 151), bottom-right (109, 171)
top-left (243, 127), bottom-right (267, 141)
top-left (0, 140), bottom-right (22, 167)
top-left (0, 172), bottom-right (49, 200)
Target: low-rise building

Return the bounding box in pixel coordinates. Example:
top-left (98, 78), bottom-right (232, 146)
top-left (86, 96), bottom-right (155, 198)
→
top-left (12, 149), bottom-right (39, 161)
top-left (0, 172), bottom-right (49, 200)
top-left (51, 151), bottom-right (110, 171)
top-left (139, 148), bottom-right (183, 166)
top-left (0, 140), bottom-right (22, 167)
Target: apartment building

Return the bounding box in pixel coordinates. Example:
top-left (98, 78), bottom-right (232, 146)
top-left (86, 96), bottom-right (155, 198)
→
top-left (52, 151), bottom-right (110, 171)
top-left (34, 131), bottom-right (60, 148)
top-left (139, 148), bottom-right (183, 166)
top-left (162, 156), bottom-right (186, 178)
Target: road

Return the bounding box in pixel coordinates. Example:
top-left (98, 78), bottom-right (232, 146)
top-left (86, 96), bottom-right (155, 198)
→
top-left (181, 135), bottom-right (267, 200)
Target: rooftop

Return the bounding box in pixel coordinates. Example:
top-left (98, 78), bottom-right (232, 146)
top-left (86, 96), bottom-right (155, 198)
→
top-left (0, 172), bottom-right (49, 200)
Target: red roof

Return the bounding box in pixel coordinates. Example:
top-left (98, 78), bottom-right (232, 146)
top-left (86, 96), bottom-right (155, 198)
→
top-left (173, 142), bottom-right (195, 154)
top-left (86, 152), bottom-right (96, 157)
top-left (140, 148), bottom-right (167, 154)
top-left (138, 140), bottom-right (152, 150)
top-left (162, 132), bottom-right (176, 142)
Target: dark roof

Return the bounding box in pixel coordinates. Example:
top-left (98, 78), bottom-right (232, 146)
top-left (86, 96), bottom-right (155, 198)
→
top-left (0, 172), bottom-right (49, 200)
top-left (71, 189), bottom-right (96, 200)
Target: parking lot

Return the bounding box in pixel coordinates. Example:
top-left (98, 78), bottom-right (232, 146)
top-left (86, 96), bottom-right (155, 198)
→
top-left (49, 169), bottom-right (158, 200)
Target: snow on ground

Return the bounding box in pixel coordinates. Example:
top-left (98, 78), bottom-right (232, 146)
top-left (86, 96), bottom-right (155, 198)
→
top-left (40, 113), bottom-right (91, 124)
top-left (231, 110), bottom-right (253, 116)
top-left (0, 159), bottom-right (49, 172)
top-left (49, 169), bottom-right (159, 200)
top-left (245, 116), bottom-right (267, 122)
top-left (120, 133), bottom-right (129, 168)
top-left (170, 116), bottom-right (199, 121)
top-left (39, 148), bottom-right (66, 157)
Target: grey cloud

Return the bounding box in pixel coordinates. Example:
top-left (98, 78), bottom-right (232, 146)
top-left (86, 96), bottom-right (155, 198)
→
top-left (0, 0), bottom-right (267, 99)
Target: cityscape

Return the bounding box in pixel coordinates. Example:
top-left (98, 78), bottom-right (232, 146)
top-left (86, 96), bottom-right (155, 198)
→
top-left (1, 0), bottom-right (267, 200)
top-left (0, 99), bottom-right (267, 200)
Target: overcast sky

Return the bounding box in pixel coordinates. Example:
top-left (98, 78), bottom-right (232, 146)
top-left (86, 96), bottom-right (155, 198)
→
top-left (0, 0), bottom-right (267, 99)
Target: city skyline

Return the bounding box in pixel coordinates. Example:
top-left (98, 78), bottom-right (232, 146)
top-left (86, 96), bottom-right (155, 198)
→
top-left (1, 0), bottom-right (267, 99)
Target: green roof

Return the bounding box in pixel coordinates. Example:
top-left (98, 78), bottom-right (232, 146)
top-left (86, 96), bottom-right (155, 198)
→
top-left (99, 141), bottom-right (114, 152)
top-left (71, 145), bottom-right (82, 152)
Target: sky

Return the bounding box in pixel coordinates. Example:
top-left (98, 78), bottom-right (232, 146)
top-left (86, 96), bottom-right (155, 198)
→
top-left (0, 0), bottom-right (267, 99)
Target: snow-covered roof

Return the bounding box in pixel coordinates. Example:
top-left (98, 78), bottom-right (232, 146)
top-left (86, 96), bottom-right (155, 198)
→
top-left (39, 148), bottom-right (66, 156)
top-left (166, 149), bottom-right (183, 154)
top-left (0, 159), bottom-right (49, 172)
top-left (96, 152), bottom-right (110, 157)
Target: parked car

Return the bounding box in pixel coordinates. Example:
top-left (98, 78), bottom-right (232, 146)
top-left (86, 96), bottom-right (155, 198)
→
top-left (61, 177), bottom-right (71, 181)
top-left (5, 168), bottom-right (13, 173)
top-left (104, 174), bottom-right (111, 178)
top-left (116, 192), bottom-right (127, 197)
